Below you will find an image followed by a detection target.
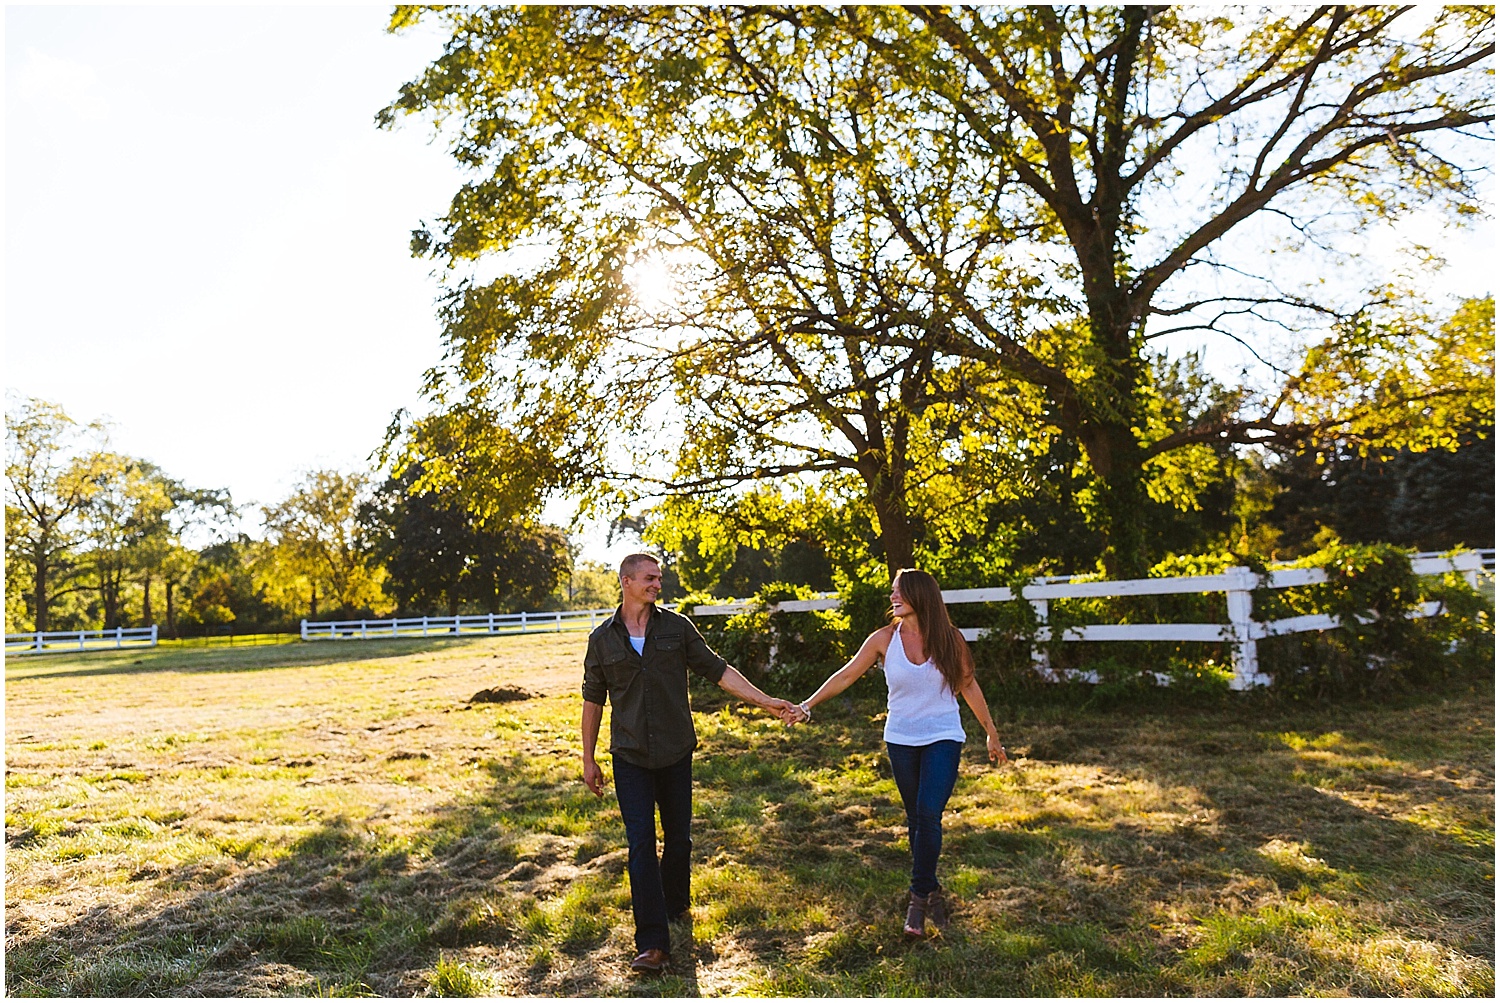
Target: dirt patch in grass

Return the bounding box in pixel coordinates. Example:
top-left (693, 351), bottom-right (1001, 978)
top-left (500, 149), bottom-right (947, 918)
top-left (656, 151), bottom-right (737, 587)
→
top-left (5, 635), bottom-right (1493, 996)
top-left (468, 686), bottom-right (536, 704)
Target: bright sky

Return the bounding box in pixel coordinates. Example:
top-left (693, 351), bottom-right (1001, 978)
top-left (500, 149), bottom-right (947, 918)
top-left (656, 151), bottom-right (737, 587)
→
top-left (4, 6), bottom-right (618, 563)
top-left (5, 7), bottom-right (1492, 567)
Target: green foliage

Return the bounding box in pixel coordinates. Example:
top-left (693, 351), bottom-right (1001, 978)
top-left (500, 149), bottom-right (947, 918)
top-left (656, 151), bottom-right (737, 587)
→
top-left (643, 488), bottom-right (851, 595)
top-left (964, 546), bottom-right (1492, 704)
top-left (261, 470), bottom-right (386, 620)
top-left (1271, 419), bottom-right (1495, 557)
top-left (1290, 297), bottom-right (1495, 457)
top-left (1260, 543), bottom-right (1493, 699)
top-left (5, 394), bottom-right (235, 633)
top-left (384, 7), bottom-right (1493, 578)
top-left (838, 577), bottom-right (891, 644)
top-left (968, 570), bottom-right (1051, 693)
top-left (686, 582), bottom-right (851, 694)
top-left (555, 560), bottom-right (618, 611)
top-left (5, 396), bottom-right (104, 632)
top-left (428, 957), bottom-right (489, 997)
top-left (361, 463), bottom-right (570, 616)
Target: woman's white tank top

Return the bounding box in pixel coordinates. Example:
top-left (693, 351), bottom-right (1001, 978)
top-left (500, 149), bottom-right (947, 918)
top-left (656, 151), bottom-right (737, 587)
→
top-left (882, 622), bottom-right (965, 746)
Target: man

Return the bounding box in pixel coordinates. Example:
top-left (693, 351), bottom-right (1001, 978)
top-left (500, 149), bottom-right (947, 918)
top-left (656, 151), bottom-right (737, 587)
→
top-left (581, 552), bottom-right (799, 974)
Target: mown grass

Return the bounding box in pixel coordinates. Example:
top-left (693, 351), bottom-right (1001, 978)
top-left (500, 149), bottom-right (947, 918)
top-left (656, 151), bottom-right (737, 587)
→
top-left (4, 633), bottom-right (1493, 996)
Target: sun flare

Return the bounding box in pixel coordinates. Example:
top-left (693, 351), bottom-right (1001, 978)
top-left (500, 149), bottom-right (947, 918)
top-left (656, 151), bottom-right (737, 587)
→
top-left (625, 253), bottom-right (680, 311)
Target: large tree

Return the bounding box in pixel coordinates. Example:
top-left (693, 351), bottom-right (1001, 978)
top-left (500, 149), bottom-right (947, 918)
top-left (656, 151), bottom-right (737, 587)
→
top-left (361, 462), bottom-right (570, 615)
top-left (77, 456), bottom-right (230, 628)
top-left (384, 5), bottom-right (1492, 576)
top-left (261, 470), bottom-right (383, 619)
top-left (4, 396), bottom-right (110, 632)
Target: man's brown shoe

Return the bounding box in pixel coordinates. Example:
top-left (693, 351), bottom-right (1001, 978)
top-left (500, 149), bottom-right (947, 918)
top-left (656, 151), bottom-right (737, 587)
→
top-left (630, 948), bottom-right (670, 974)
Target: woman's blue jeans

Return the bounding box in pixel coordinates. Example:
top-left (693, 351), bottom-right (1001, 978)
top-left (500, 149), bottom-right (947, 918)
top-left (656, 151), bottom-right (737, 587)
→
top-left (886, 740), bottom-right (963, 897)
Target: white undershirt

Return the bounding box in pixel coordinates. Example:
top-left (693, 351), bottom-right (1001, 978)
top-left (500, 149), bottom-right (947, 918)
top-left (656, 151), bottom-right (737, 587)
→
top-left (629, 635), bottom-right (646, 655)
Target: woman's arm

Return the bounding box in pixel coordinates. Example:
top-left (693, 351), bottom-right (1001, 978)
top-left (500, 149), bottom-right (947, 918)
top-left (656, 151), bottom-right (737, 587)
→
top-left (955, 634), bottom-right (1007, 764)
top-left (800, 627), bottom-right (891, 713)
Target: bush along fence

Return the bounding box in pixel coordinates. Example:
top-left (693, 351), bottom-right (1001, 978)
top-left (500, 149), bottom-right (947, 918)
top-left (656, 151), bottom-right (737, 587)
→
top-left (290, 545), bottom-right (1489, 694)
top-left (686, 548), bottom-right (1491, 694)
top-left (5, 625), bottom-right (159, 656)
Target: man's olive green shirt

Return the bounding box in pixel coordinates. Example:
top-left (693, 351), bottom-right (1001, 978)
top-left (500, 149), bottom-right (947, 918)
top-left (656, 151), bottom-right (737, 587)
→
top-left (581, 604), bottom-right (728, 770)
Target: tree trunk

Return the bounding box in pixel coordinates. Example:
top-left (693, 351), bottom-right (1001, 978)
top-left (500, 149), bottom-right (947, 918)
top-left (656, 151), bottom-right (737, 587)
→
top-left (865, 464), bottom-right (916, 578)
top-left (33, 547), bottom-right (49, 633)
top-left (101, 568), bottom-right (120, 629)
top-left (166, 581), bottom-right (177, 638)
top-left (309, 584), bottom-right (319, 620)
top-left (142, 573), bottom-right (153, 626)
top-left (1080, 420), bottom-right (1151, 580)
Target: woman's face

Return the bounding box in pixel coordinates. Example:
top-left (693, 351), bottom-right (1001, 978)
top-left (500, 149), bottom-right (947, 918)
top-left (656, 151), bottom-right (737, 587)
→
top-left (890, 580), bottom-right (908, 618)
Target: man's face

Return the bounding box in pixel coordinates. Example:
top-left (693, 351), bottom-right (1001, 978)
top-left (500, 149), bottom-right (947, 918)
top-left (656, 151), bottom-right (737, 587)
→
top-left (621, 563), bottom-right (663, 605)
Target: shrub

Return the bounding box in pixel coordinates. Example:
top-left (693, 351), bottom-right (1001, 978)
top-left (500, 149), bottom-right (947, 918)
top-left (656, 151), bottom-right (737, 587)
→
top-left (969, 546), bottom-right (1490, 701)
top-left (1259, 542), bottom-right (1492, 698)
top-left (838, 578), bottom-right (891, 642)
top-left (685, 583), bottom-right (850, 694)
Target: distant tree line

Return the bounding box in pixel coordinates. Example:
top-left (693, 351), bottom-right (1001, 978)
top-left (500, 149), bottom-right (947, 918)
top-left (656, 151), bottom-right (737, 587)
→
top-left (4, 395), bottom-right (618, 635)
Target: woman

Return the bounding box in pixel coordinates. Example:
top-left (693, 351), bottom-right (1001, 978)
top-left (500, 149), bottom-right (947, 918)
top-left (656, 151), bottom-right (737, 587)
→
top-left (795, 568), bottom-right (1006, 937)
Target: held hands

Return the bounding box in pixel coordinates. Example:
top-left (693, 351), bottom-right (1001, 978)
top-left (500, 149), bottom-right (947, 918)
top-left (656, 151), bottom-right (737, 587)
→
top-left (769, 698), bottom-right (810, 726)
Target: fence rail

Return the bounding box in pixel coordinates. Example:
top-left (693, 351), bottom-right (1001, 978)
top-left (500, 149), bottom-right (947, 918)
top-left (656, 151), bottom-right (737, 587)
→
top-left (5, 625), bottom-right (159, 656)
top-left (295, 550), bottom-right (1487, 690)
top-left (690, 551), bottom-right (1486, 690)
top-left (299, 607), bottom-right (654, 641)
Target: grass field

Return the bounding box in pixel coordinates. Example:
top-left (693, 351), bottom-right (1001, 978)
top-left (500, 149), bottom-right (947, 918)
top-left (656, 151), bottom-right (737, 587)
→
top-left (4, 635), bottom-right (1493, 996)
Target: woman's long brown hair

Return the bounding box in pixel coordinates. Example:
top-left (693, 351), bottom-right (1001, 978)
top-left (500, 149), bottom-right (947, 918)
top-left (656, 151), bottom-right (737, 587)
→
top-left (893, 568), bottom-right (968, 694)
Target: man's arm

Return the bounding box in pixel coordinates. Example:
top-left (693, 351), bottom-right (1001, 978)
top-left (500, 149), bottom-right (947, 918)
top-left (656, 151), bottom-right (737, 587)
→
top-left (581, 631), bottom-right (609, 796)
top-left (581, 699), bottom-right (606, 796)
top-left (718, 666), bottom-right (797, 719)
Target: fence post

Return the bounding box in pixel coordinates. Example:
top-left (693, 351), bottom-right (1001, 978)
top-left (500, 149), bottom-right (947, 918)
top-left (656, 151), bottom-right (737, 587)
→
top-left (588, 610), bottom-right (596, 631)
top-left (555, 611), bottom-right (562, 632)
top-left (79, 631), bottom-right (86, 651)
top-left (488, 612), bottom-right (495, 635)
top-left (300, 619), bottom-right (308, 641)
top-left (115, 625), bottom-right (123, 649)
top-left (151, 624), bottom-right (158, 647)
top-left (521, 611), bottom-right (528, 634)
top-left (1225, 566), bottom-right (1263, 690)
top-left (361, 620), bottom-right (367, 640)
top-left (1028, 580), bottom-right (1051, 677)
top-left (36, 632), bottom-right (43, 653)
top-left (422, 616), bottom-right (429, 637)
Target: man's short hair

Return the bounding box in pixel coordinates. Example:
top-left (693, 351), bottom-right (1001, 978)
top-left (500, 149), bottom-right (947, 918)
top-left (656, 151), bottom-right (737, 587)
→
top-left (619, 553), bottom-right (663, 580)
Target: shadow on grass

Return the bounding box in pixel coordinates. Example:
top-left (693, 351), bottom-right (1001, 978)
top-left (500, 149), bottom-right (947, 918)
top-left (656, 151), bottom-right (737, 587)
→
top-left (5, 683), bottom-right (1493, 996)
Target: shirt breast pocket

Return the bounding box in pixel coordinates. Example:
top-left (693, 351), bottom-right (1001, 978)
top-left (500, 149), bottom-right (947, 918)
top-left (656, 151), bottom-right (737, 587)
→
top-left (654, 633), bottom-right (684, 662)
top-left (603, 656), bottom-right (638, 689)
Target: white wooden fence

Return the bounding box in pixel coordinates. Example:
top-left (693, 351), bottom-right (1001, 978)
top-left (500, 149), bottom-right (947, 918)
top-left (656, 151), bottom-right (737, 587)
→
top-left (5, 625), bottom-right (159, 656)
top-left (295, 549), bottom-right (1487, 690)
top-left (691, 551), bottom-right (1487, 691)
top-left (300, 608), bottom-right (647, 641)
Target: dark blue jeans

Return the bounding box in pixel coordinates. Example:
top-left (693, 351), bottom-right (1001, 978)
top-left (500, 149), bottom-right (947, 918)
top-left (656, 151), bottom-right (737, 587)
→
top-left (886, 740), bottom-right (963, 897)
top-left (613, 752), bottom-right (693, 954)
